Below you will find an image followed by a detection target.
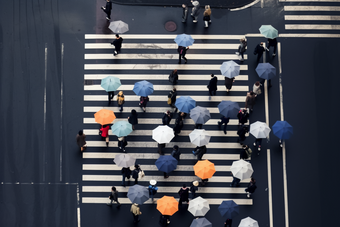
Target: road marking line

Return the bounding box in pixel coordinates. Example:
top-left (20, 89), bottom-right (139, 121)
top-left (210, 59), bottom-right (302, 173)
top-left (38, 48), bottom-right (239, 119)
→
top-left (230, 0), bottom-right (261, 11)
top-left (43, 44), bottom-right (47, 182)
top-left (82, 164), bottom-right (232, 171)
top-left (285, 24), bottom-right (340, 30)
top-left (85, 34), bottom-right (246, 39)
top-left (285, 15), bottom-right (340, 20)
top-left (281, 0), bottom-right (340, 1)
top-left (60, 43), bottom-right (64, 182)
top-left (279, 33), bottom-right (340, 37)
top-left (284, 5), bottom-right (340, 11)
top-left (77, 184), bottom-right (81, 227)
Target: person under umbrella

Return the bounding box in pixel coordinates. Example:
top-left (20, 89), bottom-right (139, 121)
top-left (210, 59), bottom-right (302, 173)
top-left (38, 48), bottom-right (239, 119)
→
top-left (171, 145), bottom-right (181, 161)
top-left (218, 200), bottom-right (239, 220)
top-left (245, 91), bottom-right (256, 112)
top-left (178, 184), bottom-right (189, 208)
top-left (139, 96), bottom-right (149, 112)
top-left (237, 109), bottom-right (249, 126)
top-left (157, 196), bottom-right (179, 216)
top-left (218, 116), bottom-right (230, 135)
top-left (155, 155), bottom-right (178, 178)
top-left (159, 214), bottom-right (171, 227)
top-left (148, 180), bottom-right (158, 202)
top-left (250, 121), bottom-right (271, 154)
top-left (111, 34), bottom-right (123, 56)
top-left (272, 120), bottom-right (293, 147)
top-left (190, 181), bottom-right (199, 199)
top-left (118, 136), bottom-right (127, 152)
top-left (218, 101), bottom-right (240, 119)
top-left (190, 218), bottom-right (213, 227)
top-left (121, 167), bottom-right (131, 187)
top-left (267, 38), bottom-right (277, 57)
top-left (188, 196), bottom-right (210, 217)
top-left (177, 46), bottom-right (189, 64)
top-left (100, 124), bottom-right (110, 147)
top-left (230, 173), bottom-right (241, 187)
top-left (128, 109), bottom-right (138, 130)
top-left (224, 77), bottom-right (235, 93)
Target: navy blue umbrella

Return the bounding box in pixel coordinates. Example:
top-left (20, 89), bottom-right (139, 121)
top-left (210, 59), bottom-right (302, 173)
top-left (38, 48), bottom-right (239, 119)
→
top-left (255, 63), bottom-right (276, 80)
top-left (218, 200), bottom-right (239, 219)
top-left (155, 155), bottom-right (178, 173)
top-left (218, 101), bottom-right (240, 118)
top-left (272, 120), bottom-right (293, 140)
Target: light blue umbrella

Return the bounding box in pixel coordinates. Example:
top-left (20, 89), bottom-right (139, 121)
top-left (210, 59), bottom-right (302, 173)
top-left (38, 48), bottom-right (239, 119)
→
top-left (111, 121), bottom-right (133, 137)
top-left (175, 96), bottom-right (196, 113)
top-left (272, 121), bottom-right (293, 140)
top-left (133, 80), bottom-right (154, 96)
top-left (190, 218), bottom-right (212, 227)
top-left (256, 63), bottom-right (276, 80)
top-left (101, 76), bottom-right (121, 92)
top-left (127, 184), bottom-right (149, 204)
top-left (190, 106), bottom-right (211, 124)
top-left (220, 61), bottom-right (240, 78)
top-left (218, 101), bottom-right (240, 118)
top-left (155, 155), bottom-right (178, 173)
top-left (174, 34), bottom-right (195, 47)
top-left (259, 25), bottom-right (278, 39)
top-left (218, 200), bottom-right (239, 219)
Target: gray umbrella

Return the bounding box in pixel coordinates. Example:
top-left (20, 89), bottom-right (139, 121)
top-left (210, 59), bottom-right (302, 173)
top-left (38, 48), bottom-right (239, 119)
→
top-left (127, 184), bottom-right (149, 204)
top-left (190, 106), bottom-right (211, 124)
top-left (109, 20), bottom-right (129, 34)
top-left (190, 218), bottom-right (212, 227)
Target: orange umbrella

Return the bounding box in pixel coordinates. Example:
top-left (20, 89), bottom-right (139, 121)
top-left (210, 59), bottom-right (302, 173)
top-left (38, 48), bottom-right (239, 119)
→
top-left (157, 196), bottom-right (179, 216)
top-left (94, 109), bottom-right (116, 125)
top-left (193, 160), bottom-right (216, 179)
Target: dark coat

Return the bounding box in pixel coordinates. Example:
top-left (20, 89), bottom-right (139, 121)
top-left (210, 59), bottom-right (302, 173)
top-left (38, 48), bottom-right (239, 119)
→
top-left (224, 77), bottom-right (234, 90)
top-left (132, 168), bottom-right (140, 179)
top-left (220, 116), bottom-right (230, 124)
top-left (169, 90), bottom-right (177, 105)
top-left (254, 44), bottom-right (264, 55)
top-left (76, 134), bottom-right (86, 147)
top-left (177, 46), bottom-right (188, 56)
top-left (128, 113), bottom-right (138, 125)
top-left (171, 149), bottom-right (181, 161)
top-left (245, 94), bottom-right (256, 109)
top-left (246, 182), bottom-right (257, 193)
top-left (268, 38), bottom-right (277, 46)
top-left (140, 96), bottom-right (149, 107)
top-left (190, 184), bottom-right (198, 193)
top-left (194, 146), bottom-right (207, 160)
top-left (118, 138), bottom-right (127, 148)
top-left (162, 113), bottom-right (172, 125)
top-left (178, 187), bottom-right (189, 201)
top-left (112, 37), bottom-right (123, 51)
top-left (173, 115), bottom-right (184, 134)
top-left (159, 215), bottom-right (170, 227)
top-left (237, 111), bottom-right (249, 124)
top-left (121, 167), bottom-right (131, 178)
top-left (240, 150), bottom-right (248, 160)
top-left (208, 76), bottom-right (218, 91)
top-left (237, 126), bottom-right (249, 140)
top-left (105, 2), bottom-right (112, 11)
top-left (169, 71), bottom-right (178, 84)
top-left (238, 40), bottom-right (247, 53)
top-left (109, 190), bottom-right (118, 202)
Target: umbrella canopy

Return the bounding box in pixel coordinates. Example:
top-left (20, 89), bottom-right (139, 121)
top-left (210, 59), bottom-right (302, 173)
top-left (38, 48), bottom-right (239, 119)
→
top-left (113, 153), bottom-right (136, 168)
top-left (174, 34), bottom-right (195, 47)
top-left (94, 109), bottom-right (116, 125)
top-left (100, 76), bottom-right (121, 92)
top-left (220, 61), bottom-right (240, 78)
top-left (193, 160), bottom-right (216, 179)
top-left (272, 120), bottom-right (293, 140)
top-left (155, 155), bottom-right (178, 173)
top-left (238, 217), bottom-right (259, 227)
top-left (189, 129), bottom-right (211, 147)
top-left (111, 121), bottom-right (133, 137)
top-left (190, 106), bottom-right (211, 124)
top-left (109, 20), bottom-right (129, 34)
top-left (250, 121), bottom-right (271, 138)
top-left (218, 101), bottom-right (240, 118)
top-left (230, 160), bottom-right (254, 180)
top-left (175, 96), bottom-right (196, 113)
top-left (190, 218), bottom-right (212, 227)
top-left (256, 63), bottom-right (276, 80)
top-left (157, 196), bottom-right (179, 216)
top-left (152, 125), bottom-right (174, 144)
top-left (218, 200), bottom-right (239, 219)
top-left (133, 80), bottom-right (154, 96)
top-left (188, 196), bottom-right (210, 217)
top-left (259, 25), bottom-right (278, 39)
top-left (127, 184), bottom-right (149, 204)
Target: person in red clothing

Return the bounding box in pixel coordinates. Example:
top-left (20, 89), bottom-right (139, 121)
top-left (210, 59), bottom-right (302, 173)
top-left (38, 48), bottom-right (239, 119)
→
top-left (100, 124), bottom-right (110, 147)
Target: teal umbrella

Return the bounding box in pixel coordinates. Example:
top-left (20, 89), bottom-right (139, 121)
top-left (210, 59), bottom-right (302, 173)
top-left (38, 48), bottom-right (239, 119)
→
top-left (259, 25), bottom-right (278, 39)
top-left (101, 76), bottom-right (121, 92)
top-left (111, 121), bottom-right (133, 137)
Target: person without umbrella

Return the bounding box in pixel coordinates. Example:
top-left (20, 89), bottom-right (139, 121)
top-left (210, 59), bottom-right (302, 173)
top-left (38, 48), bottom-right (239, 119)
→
top-left (100, 124), bottom-right (110, 147)
top-left (245, 178), bottom-right (257, 198)
top-left (108, 91), bottom-right (114, 105)
top-left (253, 81), bottom-right (262, 96)
top-left (107, 186), bottom-right (121, 208)
top-left (207, 74), bottom-right (218, 99)
top-left (237, 109), bottom-right (249, 126)
top-left (253, 42), bottom-right (268, 63)
top-left (178, 46), bottom-right (189, 64)
top-left (237, 38), bottom-right (247, 61)
top-left (159, 214), bottom-right (170, 227)
top-left (139, 96), bottom-right (149, 112)
top-left (190, 181), bottom-right (199, 199)
top-left (118, 136), bottom-right (127, 152)
top-left (173, 112), bottom-right (185, 136)
top-left (191, 0), bottom-right (200, 23)
top-left (101, 0), bottom-right (112, 21)
top-left (203, 5), bottom-right (211, 28)
top-left (121, 167), bottom-right (131, 187)
top-left (128, 109), bottom-right (138, 130)
top-left (76, 130), bottom-right (87, 152)
top-left (168, 69), bottom-right (178, 85)
top-left (130, 203), bottom-right (142, 223)
top-left (267, 38), bottom-right (277, 57)
top-left (171, 145), bottom-right (181, 161)
top-left (111, 34), bottom-right (123, 56)
top-left (168, 88), bottom-right (177, 112)
top-left (178, 184), bottom-right (189, 207)
top-left (132, 164), bottom-right (140, 184)
top-left (193, 145), bottom-right (207, 160)
top-left (117, 91), bottom-right (125, 112)
top-left (182, 4), bottom-right (188, 23)
top-left (245, 91), bottom-right (256, 112)
top-left (162, 110), bottom-right (172, 126)
top-left (241, 144), bottom-right (252, 159)
top-left (218, 116), bottom-right (230, 135)
top-left (224, 77), bottom-right (235, 93)
top-left (148, 180), bottom-right (158, 202)
top-left (237, 125), bottom-right (249, 145)
top-left (253, 138), bottom-right (262, 154)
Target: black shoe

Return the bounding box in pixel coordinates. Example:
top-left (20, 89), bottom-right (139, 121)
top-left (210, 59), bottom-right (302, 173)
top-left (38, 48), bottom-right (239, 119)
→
top-left (178, 61), bottom-right (181, 64)
top-left (185, 60), bottom-right (187, 64)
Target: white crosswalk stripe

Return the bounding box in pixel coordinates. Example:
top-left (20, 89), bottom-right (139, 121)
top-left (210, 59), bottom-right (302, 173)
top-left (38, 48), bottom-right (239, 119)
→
top-left (82, 34), bottom-right (253, 205)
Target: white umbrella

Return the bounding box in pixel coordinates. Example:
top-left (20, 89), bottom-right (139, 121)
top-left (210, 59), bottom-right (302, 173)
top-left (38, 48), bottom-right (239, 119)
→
top-left (188, 196), bottom-right (210, 217)
top-left (152, 125), bottom-right (174, 144)
top-left (189, 129), bottom-right (211, 146)
top-left (238, 217), bottom-right (259, 227)
top-left (230, 160), bottom-right (254, 180)
top-left (250, 121), bottom-right (271, 138)
top-left (113, 154), bottom-right (136, 168)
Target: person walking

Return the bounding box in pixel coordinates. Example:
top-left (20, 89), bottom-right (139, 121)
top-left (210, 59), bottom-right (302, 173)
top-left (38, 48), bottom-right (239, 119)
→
top-left (171, 145), bottom-right (181, 161)
top-left (177, 46), bottom-right (189, 64)
top-left (237, 109), bottom-right (249, 126)
top-left (195, 123), bottom-right (203, 129)
top-left (162, 111), bottom-right (172, 125)
top-left (130, 203), bottom-right (142, 223)
top-left (203, 5), bottom-right (211, 28)
top-left (237, 38), bottom-right (247, 61)
top-left (76, 130), bottom-right (87, 152)
top-left (139, 96), bottom-right (149, 112)
top-left (218, 116), bottom-right (230, 135)
top-left (128, 109), bottom-right (138, 130)
top-left (224, 219), bottom-right (232, 227)
top-left (168, 88), bottom-right (178, 111)
top-left (267, 38), bottom-right (277, 57)
top-left (117, 91), bottom-right (125, 112)
top-left (108, 91), bottom-right (114, 105)
top-left (159, 214), bottom-right (170, 227)
top-left (107, 186), bottom-right (121, 208)
top-left (253, 138), bottom-right (263, 154)
top-left (132, 164), bottom-right (140, 185)
top-left (178, 184), bottom-right (189, 207)
top-left (224, 77), bottom-right (235, 93)
top-left (242, 144), bottom-right (252, 159)
top-left (193, 145), bottom-right (207, 160)
top-left (182, 4), bottom-right (188, 23)
top-left (173, 112), bottom-right (185, 136)
top-left (245, 178), bottom-right (257, 198)
top-left (245, 91), bottom-right (256, 112)
top-left (254, 42), bottom-right (268, 63)
top-left (190, 181), bottom-right (199, 199)
top-left (121, 167), bottom-right (131, 187)
top-left (111, 34), bottom-right (123, 56)
top-left (100, 124), bottom-right (110, 147)
top-left (101, 0), bottom-right (112, 21)
top-left (230, 174), bottom-right (240, 187)
top-left (237, 125), bottom-right (249, 145)
top-left (207, 74), bottom-right (218, 98)
top-left (148, 180), bottom-right (158, 202)
top-left (118, 136), bottom-right (127, 152)
top-left (191, 0), bottom-right (200, 23)
top-left (240, 148), bottom-right (249, 160)
top-left (168, 69), bottom-right (178, 85)
top-left (253, 81), bottom-right (262, 96)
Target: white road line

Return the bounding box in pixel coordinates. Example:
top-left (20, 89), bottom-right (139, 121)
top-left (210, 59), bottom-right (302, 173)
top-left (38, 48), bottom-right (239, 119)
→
top-left (279, 33), bottom-right (340, 38)
top-left (77, 184), bottom-right (81, 227)
top-left (82, 164), bottom-right (232, 171)
top-left (285, 24), bottom-right (340, 30)
top-left (267, 149), bottom-right (273, 227)
top-left (85, 34), bottom-right (246, 39)
top-left (60, 43), bottom-right (64, 182)
top-left (43, 44), bottom-right (47, 182)
top-left (280, 0), bottom-right (340, 2)
top-left (230, 0), bottom-right (260, 11)
top-left (284, 6), bottom-right (340, 11)
top-left (285, 15), bottom-right (340, 20)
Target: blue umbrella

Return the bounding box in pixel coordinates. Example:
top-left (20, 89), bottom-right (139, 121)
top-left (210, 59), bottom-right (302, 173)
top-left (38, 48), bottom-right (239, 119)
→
top-left (218, 101), bottom-right (240, 118)
top-left (190, 218), bottom-right (212, 227)
top-left (155, 155), bottom-right (178, 173)
top-left (220, 61), bottom-right (240, 78)
top-left (175, 96), bottom-right (196, 113)
top-left (174, 34), bottom-right (195, 47)
top-left (190, 106), bottom-right (211, 124)
top-left (272, 121), bottom-right (293, 140)
top-left (256, 63), bottom-right (276, 80)
top-left (127, 184), bottom-right (149, 204)
top-left (259, 25), bottom-right (278, 39)
top-left (101, 76), bottom-right (121, 92)
top-left (133, 80), bottom-right (154, 96)
top-left (218, 200), bottom-right (239, 219)
top-left (111, 121), bottom-right (133, 137)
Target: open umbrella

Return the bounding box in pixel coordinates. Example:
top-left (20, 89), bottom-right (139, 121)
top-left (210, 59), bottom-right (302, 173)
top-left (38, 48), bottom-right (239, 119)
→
top-left (109, 20), bottom-right (129, 34)
top-left (127, 184), bottom-right (149, 204)
top-left (100, 76), bottom-right (121, 92)
top-left (238, 217), bottom-right (259, 227)
top-left (218, 200), bottom-right (239, 219)
top-left (272, 120), bottom-right (293, 140)
top-left (189, 129), bottom-right (211, 147)
top-left (190, 218), bottom-right (212, 227)
top-left (152, 125), bottom-right (174, 144)
top-left (133, 80), bottom-right (154, 97)
top-left (155, 155), bottom-right (178, 173)
top-left (256, 63), bottom-right (276, 80)
top-left (194, 160), bottom-right (216, 179)
top-left (188, 196), bottom-right (210, 217)
top-left (175, 96), bottom-right (196, 113)
top-left (259, 25), bottom-right (278, 39)
top-left (220, 61), bottom-right (240, 78)
top-left (230, 160), bottom-right (254, 180)
top-left (111, 121), bottom-right (133, 137)
top-left (94, 109), bottom-right (116, 125)
top-left (174, 34), bottom-right (195, 47)
top-left (113, 153), bottom-right (136, 168)
top-left (157, 196), bottom-right (179, 216)
top-left (250, 121), bottom-right (271, 138)
top-left (218, 101), bottom-right (240, 119)
top-left (190, 106), bottom-right (211, 124)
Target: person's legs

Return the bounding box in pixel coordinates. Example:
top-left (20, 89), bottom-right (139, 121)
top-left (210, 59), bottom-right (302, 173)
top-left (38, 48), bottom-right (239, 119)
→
top-left (182, 55), bottom-right (187, 63)
top-left (240, 51), bottom-right (244, 61)
top-left (122, 175), bottom-right (126, 186)
top-left (223, 123), bottom-right (227, 134)
top-left (209, 90), bottom-right (213, 96)
top-left (257, 52), bottom-right (263, 63)
top-left (178, 54), bottom-right (181, 64)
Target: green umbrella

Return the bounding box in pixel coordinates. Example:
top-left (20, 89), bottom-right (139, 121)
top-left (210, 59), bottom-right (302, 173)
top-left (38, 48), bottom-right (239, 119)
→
top-left (259, 25), bottom-right (278, 39)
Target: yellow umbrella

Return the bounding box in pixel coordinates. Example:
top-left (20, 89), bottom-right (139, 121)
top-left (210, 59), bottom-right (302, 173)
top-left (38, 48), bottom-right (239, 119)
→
top-left (193, 160), bottom-right (216, 179)
top-left (94, 109), bottom-right (116, 125)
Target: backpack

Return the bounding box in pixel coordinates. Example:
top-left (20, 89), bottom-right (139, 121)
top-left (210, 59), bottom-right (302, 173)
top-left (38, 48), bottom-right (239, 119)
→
top-left (167, 98), bottom-right (172, 105)
top-left (117, 95), bottom-right (125, 105)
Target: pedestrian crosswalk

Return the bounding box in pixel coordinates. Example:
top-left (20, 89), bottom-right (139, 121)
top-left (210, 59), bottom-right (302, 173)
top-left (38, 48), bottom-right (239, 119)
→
top-left (281, 0), bottom-right (340, 33)
top-left (82, 34), bottom-right (252, 206)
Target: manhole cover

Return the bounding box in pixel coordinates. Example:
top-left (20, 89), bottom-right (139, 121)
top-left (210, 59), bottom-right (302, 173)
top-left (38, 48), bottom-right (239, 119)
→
top-left (165, 21), bottom-right (177, 32)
